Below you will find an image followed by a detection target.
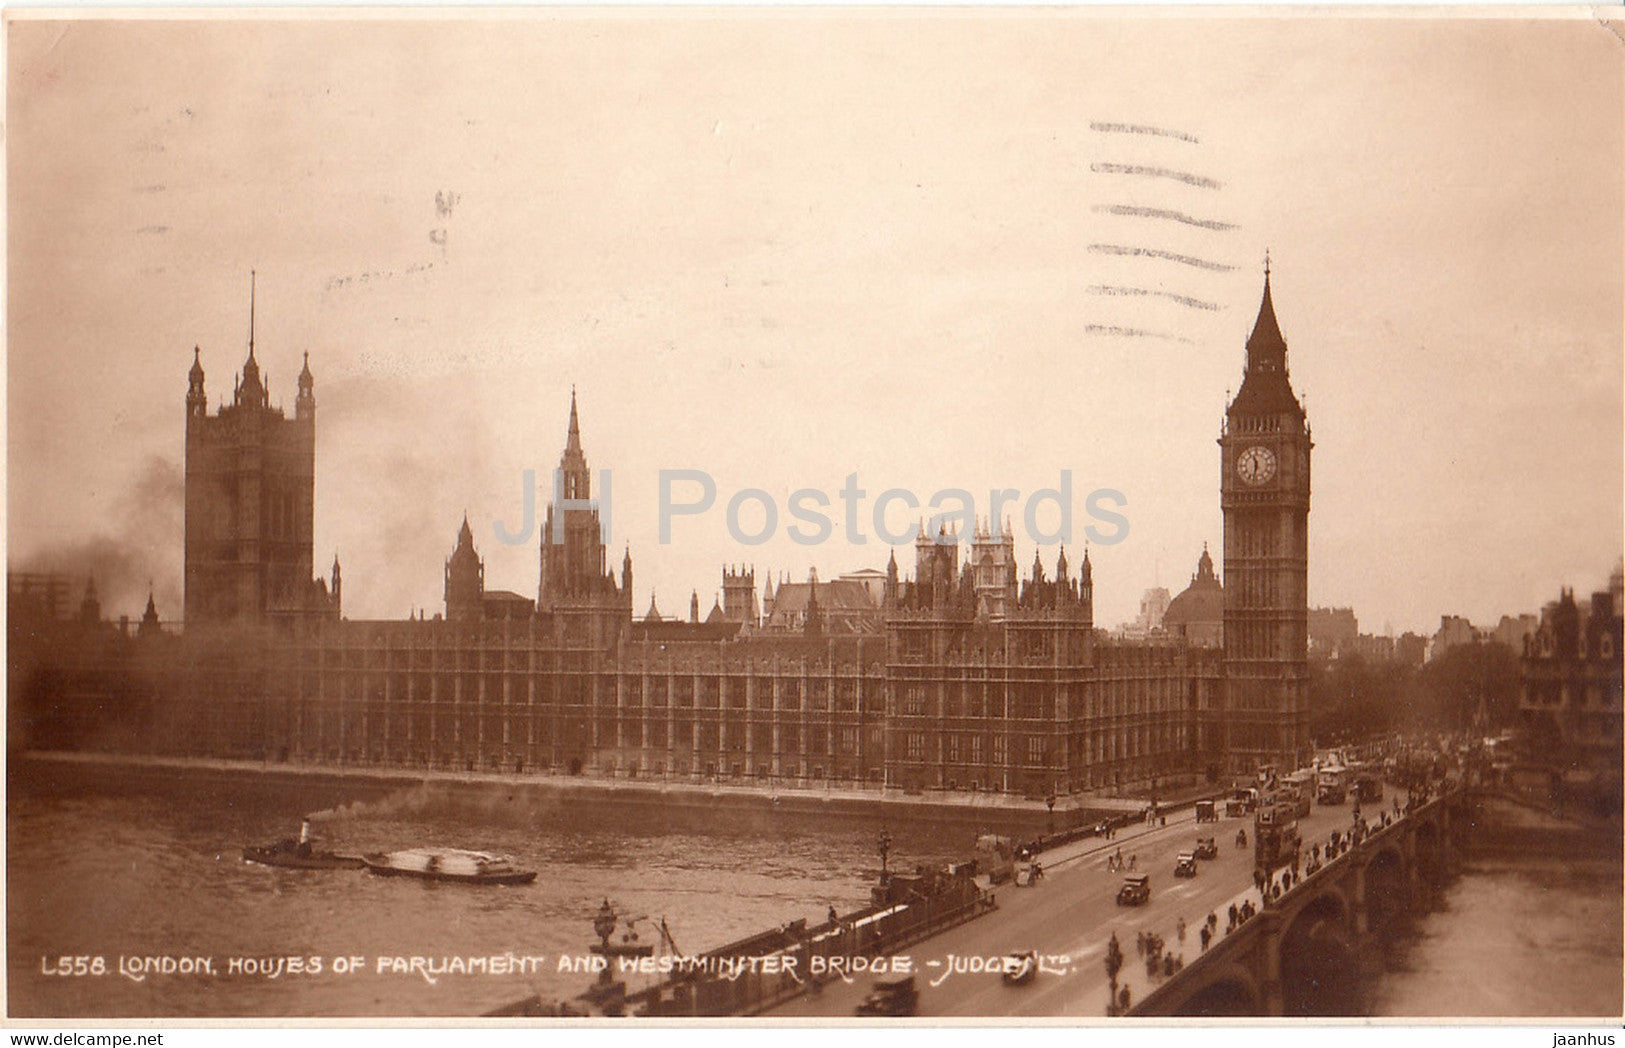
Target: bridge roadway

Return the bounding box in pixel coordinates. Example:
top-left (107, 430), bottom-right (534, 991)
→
top-left (763, 793), bottom-right (1400, 1019)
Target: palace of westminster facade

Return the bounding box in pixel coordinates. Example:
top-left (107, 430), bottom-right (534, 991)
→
top-left (14, 275), bottom-right (1314, 798)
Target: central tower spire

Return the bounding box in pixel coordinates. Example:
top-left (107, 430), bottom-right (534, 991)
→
top-left (248, 269), bottom-right (257, 357)
top-left (560, 386), bottom-right (588, 500)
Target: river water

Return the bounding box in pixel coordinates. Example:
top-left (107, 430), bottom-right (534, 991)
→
top-left (1369, 855), bottom-right (1622, 1018)
top-left (7, 759), bottom-right (1621, 1018)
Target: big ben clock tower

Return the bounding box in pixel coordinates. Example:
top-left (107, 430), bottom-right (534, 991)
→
top-left (1220, 261), bottom-right (1311, 772)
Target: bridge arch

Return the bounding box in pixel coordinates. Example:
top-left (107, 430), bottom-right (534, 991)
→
top-left (1166, 965), bottom-right (1262, 1017)
top-left (1413, 819), bottom-right (1450, 889)
top-left (1360, 842), bottom-right (1412, 954)
top-left (1278, 890), bottom-right (1359, 1015)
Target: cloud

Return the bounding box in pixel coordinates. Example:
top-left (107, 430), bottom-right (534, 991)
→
top-left (14, 455), bottom-right (183, 619)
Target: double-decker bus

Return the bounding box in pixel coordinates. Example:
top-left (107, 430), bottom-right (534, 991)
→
top-left (1283, 770), bottom-right (1315, 817)
top-left (1316, 764), bottom-right (1349, 805)
top-left (1254, 800), bottom-right (1301, 872)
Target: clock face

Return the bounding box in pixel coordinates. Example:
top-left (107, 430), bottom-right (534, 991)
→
top-left (1237, 446), bottom-right (1278, 486)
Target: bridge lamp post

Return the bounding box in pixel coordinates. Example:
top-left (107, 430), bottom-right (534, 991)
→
top-left (877, 829), bottom-right (892, 882)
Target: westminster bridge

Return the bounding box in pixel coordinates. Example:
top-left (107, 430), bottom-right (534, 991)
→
top-left (1130, 785), bottom-right (1470, 1016)
top-left (519, 777), bottom-right (1474, 1018)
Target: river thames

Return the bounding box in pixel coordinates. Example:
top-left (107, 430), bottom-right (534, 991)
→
top-left (7, 758), bottom-right (1620, 1018)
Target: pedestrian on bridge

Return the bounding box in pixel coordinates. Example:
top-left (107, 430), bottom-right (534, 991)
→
top-left (1200, 925), bottom-right (1212, 951)
top-left (1177, 917), bottom-right (1186, 943)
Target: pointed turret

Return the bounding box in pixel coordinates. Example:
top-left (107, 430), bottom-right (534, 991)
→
top-left (1195, 542), bottom-right (1217, 584)
top-left (645, 591), bottom-right (663, 623)
top-left (139, 589), bottom-right (161, 637)
top-left (79, 578), bottom-right (102, 625)
top-left (445, 515), bottom-right (484, 622)
top-left (296, 351), bottom-right (316, 420)
top-left (187, 347), bottom-right (207, 417)
top-left (804, 570), bottom-right (824, 637)
top-left (690, 590), bottom-right (700, 623)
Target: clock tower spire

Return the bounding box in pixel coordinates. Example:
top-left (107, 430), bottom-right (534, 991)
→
top-left (1219, 261), bottom-right (1312, 773)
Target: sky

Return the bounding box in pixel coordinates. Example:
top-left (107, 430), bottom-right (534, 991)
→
top-left (7, 12), bottom-right (1622, 635)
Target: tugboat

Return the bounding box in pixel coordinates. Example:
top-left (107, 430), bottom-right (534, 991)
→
top-left (242, 820), bottom-right (366, 870)
top-left (362, 848), bottom-right (537, 886)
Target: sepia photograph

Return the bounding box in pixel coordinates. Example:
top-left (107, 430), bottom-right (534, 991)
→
top-left (5, 8), bottom-right (1622, 1027)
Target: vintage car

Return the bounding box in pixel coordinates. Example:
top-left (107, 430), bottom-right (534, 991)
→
top-left (855, 974), bottom-right (918, 1017)
top-left (1116, 874), bottom-right (1151, 906)
top-left (1173, 852), bottom-right (1199, 878)
top-left (1194, 799), bottom-right (1219, 823)
top-left (1193, 836), bottom-right (1219, 860)
top-left (1001, 951), bottom-right (1037, 986)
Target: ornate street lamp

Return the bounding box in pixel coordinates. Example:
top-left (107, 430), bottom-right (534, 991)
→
top-left (592, 899), bottom-right (617, 949)
top-left (877, 828), bottom-right (892, 880)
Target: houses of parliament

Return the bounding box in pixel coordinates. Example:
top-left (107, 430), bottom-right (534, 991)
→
top-left (10, 275), bottom-right (1313, 798)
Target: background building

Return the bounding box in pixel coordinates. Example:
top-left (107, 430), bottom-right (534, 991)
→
top-left (1519, 565), bottom-right (1623, 809)
top-left (1163, 547), bottom-right (1224, 649)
